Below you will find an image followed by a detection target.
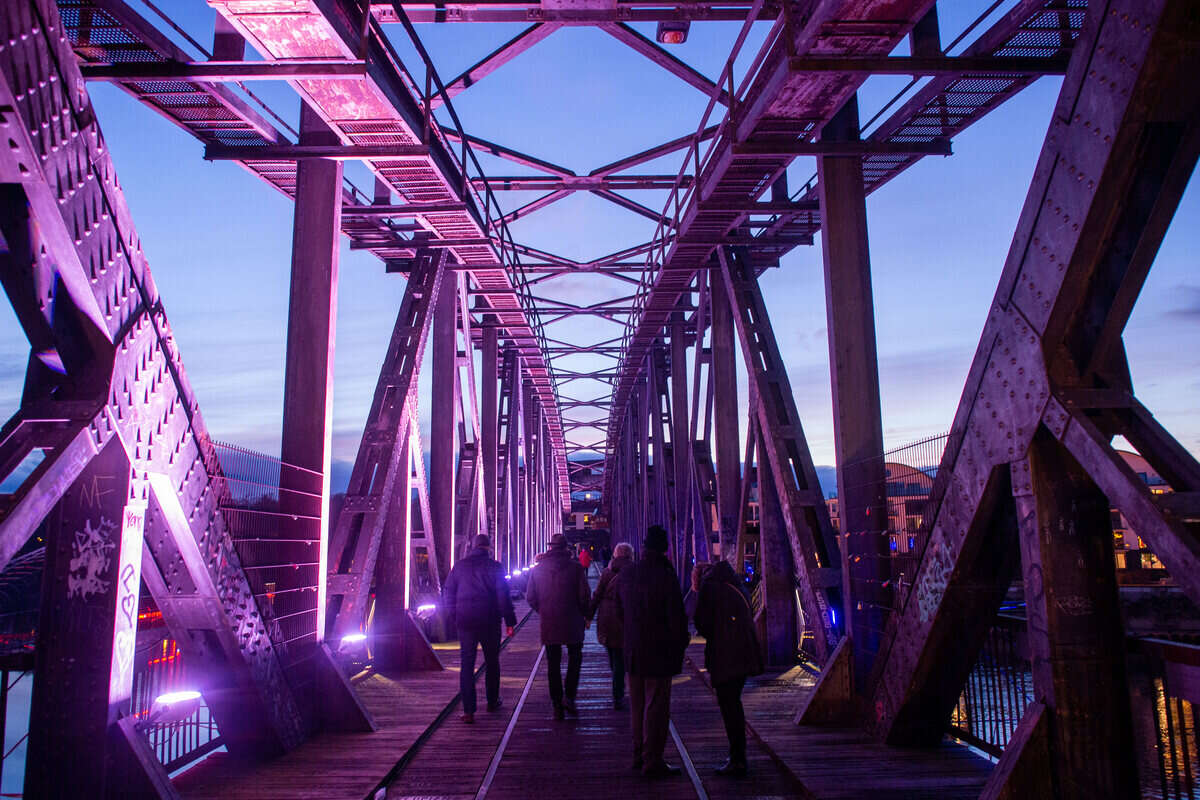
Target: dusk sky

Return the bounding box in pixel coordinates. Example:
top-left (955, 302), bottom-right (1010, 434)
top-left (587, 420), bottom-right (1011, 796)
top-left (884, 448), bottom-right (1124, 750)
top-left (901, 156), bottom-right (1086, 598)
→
top-left (0, 0), bottom-right (1195, 493)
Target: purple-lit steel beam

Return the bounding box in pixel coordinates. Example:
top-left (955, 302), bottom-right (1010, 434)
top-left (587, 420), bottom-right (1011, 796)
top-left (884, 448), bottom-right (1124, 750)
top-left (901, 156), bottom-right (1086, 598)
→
top-left (280, 104), bottom-right (343, 640)
top-left (786, 54), bottom-right (1070, 75)
top-left (717, 246), bottom-right (843, 663)
top-left (373, 1), bottom-right (775, 24)
top-left (871, 4), bottom-right (1199, 780)
top-left (431, 266), bottom-right (458, 581)
top-left (818, 97), bottom-right (889, 693)
top-left (709, 264), bottom-right (740, 562)
top-left (325, 250), bottom-right (448, 640)
top-left (432, 24), bottom-right (560, 107)
top-left (502, 189), bottom-right (572, 225)
top-left (0, 1), bottom-right (308, 774)
top-left (473, 175), bottom-right (690, 191)
top-left (599, 22), bottom-right (729, 105)
top-left (80, 59), bottom-right (368, 81)
top-left (590, 189), bottom-right (670, 225)
top-left (444, 129), bottom-right (575, 176)
top-left (481, 311), bottom-right (499, 542)
top-left (590, 125), bottom-right (719, 177)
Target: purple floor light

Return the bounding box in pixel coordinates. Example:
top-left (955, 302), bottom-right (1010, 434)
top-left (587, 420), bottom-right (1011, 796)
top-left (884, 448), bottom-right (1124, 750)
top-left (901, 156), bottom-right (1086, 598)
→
top-left (339, 632), bottom-right (367, 652)
top-left (149, 690), bottom-right (203, 726)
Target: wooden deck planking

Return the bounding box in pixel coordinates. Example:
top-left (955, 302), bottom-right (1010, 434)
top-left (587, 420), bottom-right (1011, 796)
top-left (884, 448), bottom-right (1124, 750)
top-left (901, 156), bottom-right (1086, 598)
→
top-left (479, 629), bottom-right (698, 800)
top-left (173, 588), bottom-right (994, 800)
top-left (730, 645), bottom-right (994, 800)
top-left (175, 604), bottom-right (535, 800)
top-left (383, 620), bottom-right (544, 799)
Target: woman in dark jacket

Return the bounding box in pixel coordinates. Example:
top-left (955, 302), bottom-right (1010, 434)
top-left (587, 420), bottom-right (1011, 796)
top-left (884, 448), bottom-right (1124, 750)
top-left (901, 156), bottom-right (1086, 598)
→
top-left (693, 559), bottom-right (764, 777)
top-left (589, 542), bottom-right (634, 708)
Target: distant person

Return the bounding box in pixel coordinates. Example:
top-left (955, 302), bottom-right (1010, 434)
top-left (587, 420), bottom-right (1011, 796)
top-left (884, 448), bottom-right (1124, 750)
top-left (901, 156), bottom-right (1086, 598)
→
top-left (694, 559), bottom-right (764, 776)
top-left (588, 542), bottom-right (634, 709)
top-left (579, 546), bottom-right (592, 573)
top-left (442, 533), bottom-right (517, 724)
top-left (685, 561), bottom-right (711, 619)
top-left (615, 525), bottom-right (689, 778)
top-left (526, 533), bottom-right (590, 719)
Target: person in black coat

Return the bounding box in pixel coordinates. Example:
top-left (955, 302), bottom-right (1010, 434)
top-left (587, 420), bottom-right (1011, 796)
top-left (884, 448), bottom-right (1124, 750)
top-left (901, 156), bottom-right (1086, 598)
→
top-left (693, 559), bottom-right (764, 776)
top-left (442, 533), bottom-right (518, 723)
top-left (588, 542), bottom-right (634, 708)
top-left (526, 533), bottom-right (590, 719)
top-left (615, 525), bottom-right (689, 778)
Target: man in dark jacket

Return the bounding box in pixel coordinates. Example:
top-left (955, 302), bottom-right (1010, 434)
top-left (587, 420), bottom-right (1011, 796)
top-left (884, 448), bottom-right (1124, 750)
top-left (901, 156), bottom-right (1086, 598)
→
top-left (526, 533), bottom-right (590, 719)
top-left (615, 525), bottom-right (689, 778)
top-left (588, 542), bottom-right (634, 708)
top-left (442, 533), bottom-right (517, 724)
top-left (694, 559), bottom-right (764, 776)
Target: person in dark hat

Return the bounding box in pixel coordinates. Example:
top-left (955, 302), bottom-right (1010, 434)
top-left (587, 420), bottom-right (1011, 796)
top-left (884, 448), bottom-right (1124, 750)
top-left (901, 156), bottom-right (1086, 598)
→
top-left (615, 525), bottom-right (689, 778)
top-left (526, 533), bottom-right (590, 719)
top-left (442, 533), bottom-right (517, 724)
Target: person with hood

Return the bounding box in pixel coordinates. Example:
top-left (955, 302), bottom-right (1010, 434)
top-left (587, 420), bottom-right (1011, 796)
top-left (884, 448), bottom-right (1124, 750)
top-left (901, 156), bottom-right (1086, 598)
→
top-left (588, 541), bottom-right (634, 708)
top-left (441, 533), bottom-right (518, 724)
top-left (693, 559), bottom-right (764, 776)
top-left (526, 533), bottom-right (590, 719)
top-left (615, 525), bottom-right (689, 779)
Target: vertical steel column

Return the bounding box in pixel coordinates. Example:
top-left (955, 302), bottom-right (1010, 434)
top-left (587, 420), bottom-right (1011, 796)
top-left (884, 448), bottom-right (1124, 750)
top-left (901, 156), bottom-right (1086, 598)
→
top-left (509, 362), bottom-right (525, 568)
top-left (709, 267), bottom-right (741, 562)
top-left (374, 431), bottom-right (412, 669)
top-left (280, 103), bottom-right (343, 640)
top-left (523, 381), bottom-right (539, 554)
top-left (754, 416), bottom-right (799, 665)
top-left (481, 318), bottom-right (499, 550)
top-left (1012, 432), bottom-right (1138, 798)
top-left (671, 317), bottom-right (691, 571)
top-left (430, 265), bottom-right (457, 582)
top-left (26, 440), bottom-right (145, 797)
top-left (818, 96), bottom-right (890, 690)
top-left (636, 378), bottom-right (650, 538)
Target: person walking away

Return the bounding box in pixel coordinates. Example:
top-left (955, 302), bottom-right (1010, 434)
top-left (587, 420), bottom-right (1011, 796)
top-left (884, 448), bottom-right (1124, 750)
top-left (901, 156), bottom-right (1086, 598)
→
top-left (442, 533), bottom-right (517, 724)
top-left (693, 559), bottom-right (764, 776)
top-left (526, 533), bottom-right (590, 719)
top-left (685, 561), bottom-right (711, 619)
top-left (589, 542), bottom-right (633, 709)
top-left (579, 546), bottom-right (592, 574)
top-left (615, 525), bottom-right (689, 778)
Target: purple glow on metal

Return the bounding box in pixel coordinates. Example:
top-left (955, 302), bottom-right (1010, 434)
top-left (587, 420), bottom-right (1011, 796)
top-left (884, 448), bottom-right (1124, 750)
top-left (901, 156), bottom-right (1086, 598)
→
top-left (155, 690), bottom-right (201, 705)
top-left (416, 603), bottom-right (437, 613)
top-left (340, 632), bottom-right (367, 646)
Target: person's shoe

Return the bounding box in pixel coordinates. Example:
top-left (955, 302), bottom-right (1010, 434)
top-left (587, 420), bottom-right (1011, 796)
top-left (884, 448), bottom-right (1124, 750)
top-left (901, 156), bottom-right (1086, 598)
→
top-left (562, 696), bottom-right (577, 715)
top-left (612, 696), bottom-right (625, 710)
top-left (553, 705), bottom-right (565, 720)
top-left (715, 758), bottom-right (747, 777)
top-left (487, 698), bottom-right (504, 712)
top-left (461, 712), bottom-right (475, 724)
top-left (643, 761), bottom-right (682, 779)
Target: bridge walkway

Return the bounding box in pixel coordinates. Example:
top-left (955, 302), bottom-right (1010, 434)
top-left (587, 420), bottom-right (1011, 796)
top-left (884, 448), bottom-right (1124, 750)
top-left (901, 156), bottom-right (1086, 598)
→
top-left (175, 589), bottom-right (994, 800)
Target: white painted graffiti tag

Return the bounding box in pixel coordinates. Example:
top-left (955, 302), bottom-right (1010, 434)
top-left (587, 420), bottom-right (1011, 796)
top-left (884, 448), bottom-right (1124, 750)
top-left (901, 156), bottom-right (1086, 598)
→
top-left (68, 516), bottom-right (117, 600)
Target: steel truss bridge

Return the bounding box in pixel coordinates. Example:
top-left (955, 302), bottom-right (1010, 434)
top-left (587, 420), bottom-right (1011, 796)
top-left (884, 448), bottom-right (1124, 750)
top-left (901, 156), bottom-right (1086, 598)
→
top-left (0, 0), bottom-right (1196, 797)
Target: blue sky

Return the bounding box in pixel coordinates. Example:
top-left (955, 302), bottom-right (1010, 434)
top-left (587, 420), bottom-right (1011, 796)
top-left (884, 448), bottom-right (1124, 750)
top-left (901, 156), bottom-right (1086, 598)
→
top-left (0, 1), bottom-right (1195, 492)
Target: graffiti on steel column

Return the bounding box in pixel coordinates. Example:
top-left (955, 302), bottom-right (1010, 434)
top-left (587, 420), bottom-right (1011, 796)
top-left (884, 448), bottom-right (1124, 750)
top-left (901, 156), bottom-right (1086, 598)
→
top-left (68, 515), bottom-right (117, 601)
